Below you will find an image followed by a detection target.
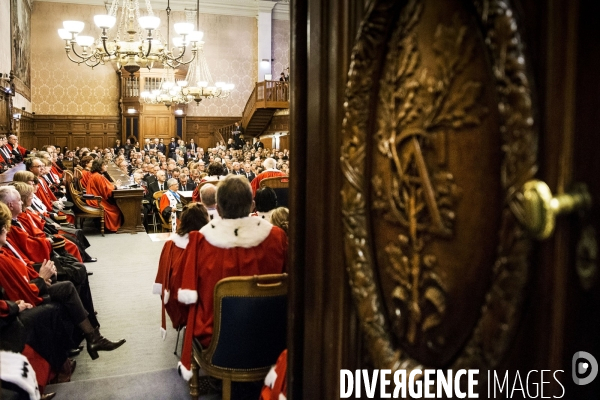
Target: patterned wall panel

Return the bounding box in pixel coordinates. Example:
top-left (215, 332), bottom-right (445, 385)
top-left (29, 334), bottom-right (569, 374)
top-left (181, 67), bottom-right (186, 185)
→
top-left (272, 18), bottom-right (290, 79)
top-left (31, 2), bottom-right (120, 116)
top-left (185, 14), bottom-right (258, 118)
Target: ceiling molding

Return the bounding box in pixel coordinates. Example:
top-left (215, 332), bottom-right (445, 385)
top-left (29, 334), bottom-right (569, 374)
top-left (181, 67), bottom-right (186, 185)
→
top-left (34, 0), bottom-right (289, 19)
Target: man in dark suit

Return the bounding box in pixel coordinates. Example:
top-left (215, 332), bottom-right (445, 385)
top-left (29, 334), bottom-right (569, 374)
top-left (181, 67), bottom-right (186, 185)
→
top-left (232, 162), bottom-right (245, 176)
top-left (156, 139), bottom-right (166, 155)
top-left (253, 138), bottom-right (264, 151)
top-left (168, 137), bottom-right (177, 158)
top-left (243, 162), bottom-right (256, 182)
top-left (178, 175), bottom-right (196, 191)
top-left (186, 139), bottom-right (197, 154)
top-left (148, 170), bottom-right (167, 199)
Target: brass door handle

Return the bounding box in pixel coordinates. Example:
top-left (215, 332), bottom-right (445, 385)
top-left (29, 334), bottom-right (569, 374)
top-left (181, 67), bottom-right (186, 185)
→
top-left (521, 180), bottom-right (592, 239)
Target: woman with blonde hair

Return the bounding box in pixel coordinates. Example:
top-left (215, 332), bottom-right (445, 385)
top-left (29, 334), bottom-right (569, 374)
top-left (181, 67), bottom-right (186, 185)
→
top-left (270, 207), bottom-right (289, 235)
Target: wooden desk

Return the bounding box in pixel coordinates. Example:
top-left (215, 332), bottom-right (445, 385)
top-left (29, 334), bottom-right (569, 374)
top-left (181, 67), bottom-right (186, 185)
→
top-left (0, 163), bottom-right (26, 185)
top-left (107, 163), bottom-right (145, 234)
top-left (178, 191), bottom-right (194, 205)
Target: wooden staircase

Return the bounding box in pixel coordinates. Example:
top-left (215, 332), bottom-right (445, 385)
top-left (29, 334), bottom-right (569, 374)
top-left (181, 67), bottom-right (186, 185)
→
top-left (216, 80), bottom-right (289, 142)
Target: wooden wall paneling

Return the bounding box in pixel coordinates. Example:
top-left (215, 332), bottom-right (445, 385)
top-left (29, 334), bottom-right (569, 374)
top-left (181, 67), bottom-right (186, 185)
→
top-left (71, 136), bottom-right (87, 150)
top-left (184, 116), bottom-right (239, 149)
top-left (279, 135), bottom-right (289, 151)
top-left (156, 116), bottom-right (172, 137)
top-left (143, 116), bottom-right (157, 138)
top-left (88, 135), bottom-right (105, 150)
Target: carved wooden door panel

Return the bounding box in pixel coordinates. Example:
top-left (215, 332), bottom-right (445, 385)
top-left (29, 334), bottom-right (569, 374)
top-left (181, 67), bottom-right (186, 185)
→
top-left (289, 0), bottom-right (600, 398)
top-left (342, 0), bottom-right (535, 381)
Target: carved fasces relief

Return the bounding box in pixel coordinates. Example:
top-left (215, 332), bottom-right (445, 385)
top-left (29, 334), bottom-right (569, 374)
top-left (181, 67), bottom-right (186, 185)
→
top-left (342, 0), bottom-right (536, 377)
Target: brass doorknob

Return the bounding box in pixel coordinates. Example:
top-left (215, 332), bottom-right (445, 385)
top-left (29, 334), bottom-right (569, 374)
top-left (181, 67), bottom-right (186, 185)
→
top-left (521, 180), bottom-right (592, 239)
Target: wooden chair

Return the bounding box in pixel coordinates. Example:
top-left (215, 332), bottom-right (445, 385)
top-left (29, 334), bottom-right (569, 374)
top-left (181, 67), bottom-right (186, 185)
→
top-left (190, 274), bottom-right (288, 400)
top-left (61, 160), bottom-right (74, 171)
top-left (64, 170), bottom-right (105, 236)
top-left (153, 190), bottom-right (171, 232)
top-left (259, 176), bottom-right (290, 208)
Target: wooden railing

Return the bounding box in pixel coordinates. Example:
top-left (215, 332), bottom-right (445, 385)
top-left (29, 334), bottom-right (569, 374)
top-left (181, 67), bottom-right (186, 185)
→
top-left (241, 81), bottom-right (289, 131)
top-left (215, 80), bottom-right (290, 143)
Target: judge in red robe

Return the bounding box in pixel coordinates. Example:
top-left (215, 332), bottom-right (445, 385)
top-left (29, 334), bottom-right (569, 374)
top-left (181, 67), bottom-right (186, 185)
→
top-left (154, 203), bottom-right (209, 337)
top-left (85, 160), bottom-right (122, 232)
top-left (78, 156), bottom-right (94, 189)
top-left (250, 158), bottom-right (287, 196)
top-left (175, 175), bottom-right (287, 380)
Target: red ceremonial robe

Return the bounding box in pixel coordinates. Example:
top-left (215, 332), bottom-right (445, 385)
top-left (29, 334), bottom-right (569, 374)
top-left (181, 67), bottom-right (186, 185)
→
top-left (85, 172), bottom-right (122, 232)
top-left (176, 216), bottom-right (287, 380)
top-left (0, 248), bottom-right (43, 306)
top-left (250, 169), bottom-right (286, 196)
top-left (79, 170), bottom-right (91, 189)
top-left (18, 210), bottom-right (83, 262)
top-left (7, 221), bottom-right (52, 263)
top-left (154, 233), bottom-right (190, 336)
top-left (36, 179), bottom-right (56, 210)
top-left (260, 349), bottom-right (288, 400)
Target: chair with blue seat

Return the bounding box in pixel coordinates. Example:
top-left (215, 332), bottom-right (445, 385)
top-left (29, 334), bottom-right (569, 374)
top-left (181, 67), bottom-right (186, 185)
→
top-left (189, 273), bottom-right (288, 400)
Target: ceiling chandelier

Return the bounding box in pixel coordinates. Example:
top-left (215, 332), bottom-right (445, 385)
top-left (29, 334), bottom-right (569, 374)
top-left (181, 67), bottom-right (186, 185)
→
top-left (140, 1), bottom-right (234, 108)
top-left (141, 66), bottom-right (194, 108)
top-left (57, 0), bottom-right (202, 75)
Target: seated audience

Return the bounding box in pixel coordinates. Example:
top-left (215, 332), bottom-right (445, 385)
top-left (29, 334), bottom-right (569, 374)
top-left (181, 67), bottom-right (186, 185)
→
top-left (154, 203), bottom-right (209, 335)
top-left (159, 179), bottom-right (182, 232)
top-left (85, 160), bottom-right (123, 232)
top-left (12, 171), bottom-right (96, 263)
top-left (252, 187), bottom-right (278, 221)
top-left (250, 157), bottom-right (286, 196)
top-left (0, 202), bottom-right (125, 363)
top-left (176, 175), bottom-right (288, 380)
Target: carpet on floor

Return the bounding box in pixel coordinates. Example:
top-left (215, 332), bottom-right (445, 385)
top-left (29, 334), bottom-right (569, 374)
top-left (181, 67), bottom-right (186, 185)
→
top-left (46, 368), bottom-right (221, 400)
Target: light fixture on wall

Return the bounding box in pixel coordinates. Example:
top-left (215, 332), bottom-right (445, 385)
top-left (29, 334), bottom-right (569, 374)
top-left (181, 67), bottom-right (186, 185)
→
top-left (58, 0), bottom-right (202, 74)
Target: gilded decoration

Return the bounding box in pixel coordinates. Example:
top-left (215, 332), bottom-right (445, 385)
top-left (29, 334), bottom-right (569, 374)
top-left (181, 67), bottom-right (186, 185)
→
top-left (341, 0), bottom-right (537, 379)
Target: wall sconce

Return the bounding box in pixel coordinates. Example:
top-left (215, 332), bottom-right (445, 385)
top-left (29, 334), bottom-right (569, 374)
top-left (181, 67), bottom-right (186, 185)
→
top-left (174, 109), bottom-right (184, 116)
top-left (127, 107), bottom-right (137, 114)
top-left (260, 59), bottom-right (270, 68)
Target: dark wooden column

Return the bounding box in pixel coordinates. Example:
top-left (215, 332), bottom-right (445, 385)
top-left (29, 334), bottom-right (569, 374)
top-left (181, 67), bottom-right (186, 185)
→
top-left (289, 0), bottom-right (367, 399)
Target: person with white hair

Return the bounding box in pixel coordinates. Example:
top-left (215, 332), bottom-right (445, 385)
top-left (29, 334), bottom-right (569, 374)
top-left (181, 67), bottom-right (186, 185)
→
top-left (250, 157), bottom-right (287, 196)
top-left (159, 178), bottom-right (181, 232)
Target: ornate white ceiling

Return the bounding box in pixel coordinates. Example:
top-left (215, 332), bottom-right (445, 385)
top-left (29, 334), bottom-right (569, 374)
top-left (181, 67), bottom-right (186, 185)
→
top-left (33, 0), bottom-right (289, 19)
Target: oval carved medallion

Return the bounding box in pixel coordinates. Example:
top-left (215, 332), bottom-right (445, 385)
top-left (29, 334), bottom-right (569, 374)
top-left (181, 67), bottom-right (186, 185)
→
top-left (341, 0), bottom-right (537, 375)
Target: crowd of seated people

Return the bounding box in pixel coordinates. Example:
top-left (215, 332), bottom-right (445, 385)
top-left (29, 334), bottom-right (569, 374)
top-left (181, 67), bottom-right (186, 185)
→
top-left (0, 134), bottom-right (290, 396)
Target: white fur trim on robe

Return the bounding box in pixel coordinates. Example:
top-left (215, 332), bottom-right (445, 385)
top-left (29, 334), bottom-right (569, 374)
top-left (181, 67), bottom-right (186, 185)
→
top-left (178, 289), bottom-right (198, 305)
top-left (178, 361), bottom-right (193, 381)
top-left (169, 232), bottom-right (189, 249)
top-left (200, 216), bottom-right (273, 249)
top-left (152, 283), bottom-right (162, 295)
top-left (165, 191), bottom-right (180, 233)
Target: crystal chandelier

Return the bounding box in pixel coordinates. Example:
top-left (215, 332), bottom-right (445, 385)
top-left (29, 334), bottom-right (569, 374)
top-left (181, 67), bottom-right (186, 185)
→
top-left (140, 2), bottom-right (234, 108)
top-left (57, 0), bottom-right (202, 75)
top-left (179, 41), bottom-right (235, 104)
top-left (141, 67), bottom-right (194, 108)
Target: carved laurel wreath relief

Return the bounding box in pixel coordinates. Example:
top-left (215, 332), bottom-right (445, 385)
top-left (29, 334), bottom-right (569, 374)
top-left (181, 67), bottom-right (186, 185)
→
top-left (341, 0), bottom-right (537, 382)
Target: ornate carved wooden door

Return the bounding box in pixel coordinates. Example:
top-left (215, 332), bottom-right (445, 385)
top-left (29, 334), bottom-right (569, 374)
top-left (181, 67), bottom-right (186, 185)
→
top-left (289, 0), bottom-right (600, 398)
